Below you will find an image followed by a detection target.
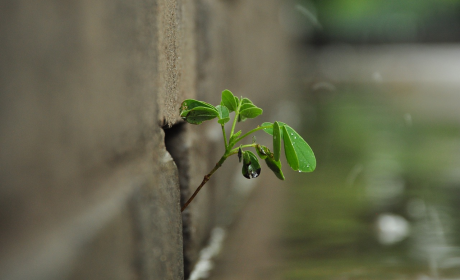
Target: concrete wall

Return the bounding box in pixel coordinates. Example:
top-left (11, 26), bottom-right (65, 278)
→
top-left (0, 0), bottom-right (293, 279)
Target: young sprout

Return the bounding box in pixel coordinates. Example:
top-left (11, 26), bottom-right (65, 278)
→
top-left (179, 89), bottom-right (316, 212)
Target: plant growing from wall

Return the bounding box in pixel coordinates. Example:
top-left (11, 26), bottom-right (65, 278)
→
top-left (179, 89), bottom-right (316, 212)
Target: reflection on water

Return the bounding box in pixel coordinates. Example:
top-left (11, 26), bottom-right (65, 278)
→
top-left (283, 88), bottom-right (460, 279)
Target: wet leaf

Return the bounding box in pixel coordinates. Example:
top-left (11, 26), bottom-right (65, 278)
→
top-left (282, 125), bottom-right (299, 170)
top-left (221, 90), bottom-right (238, 112)
top-left (282, 125), bottom-right (316, 172)
top-left (242, 151), bottom-right (261, 179)
top-left (180, 99), bottom-right (216, 113)
top-left (265, 156), bottom-right (285, 180)
top-left (273, 121), bottom-right (281, 161)
top-left (255, 144), bottom-right (269, 160)
top-left (261, 121), bottom-right (286, 137)
top-left (182, 106), bottom-right (219, 125)
top-left (180, 99), bottom-right (219, 124)
top-left (216, 105), bottom-right (230, 124)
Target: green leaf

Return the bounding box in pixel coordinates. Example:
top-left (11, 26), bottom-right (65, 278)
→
top-left (255, 144), bottom-right (284, 180)
top-left (180, 99), bottom-right (216, 113)
top-left (239, 107), bottom-right (263, 119)
top-left (216, 105), bottom-right (230, 124)
top-left (241, 98), bottom-right (254, 106)
top-left (182, 106), bottom-right (219, 125)
top-left (239, 97), bottom-right (263, 120)
top-left (241, 151), bottom-right (261, 179)
top-left (282, 125), bottom-right (316, 172)
top-left (273, 122), bottom-right (281, 161)
top-left (228, 130), bottom-right (241, 147)
top-left (261, 122), bottom-right (286, 137)
top-left (240, 103), bottom-right (256, 111)
top-left (255, 144), bottom-right (270, 160)
top-left (265, 156), bottom-right (285, 180)
top-left (233, 130), bottom-right (242, 138)
top-left (247, 151), bottom-right (260, 170)
top-left (282, 125), bottom-right (299, 170)
top-left (242, 150), bottom-right (251, 164)
top-left (221, 90), bottom-right (238, 112)
top-left (264, 122), bottom-right (316, 172)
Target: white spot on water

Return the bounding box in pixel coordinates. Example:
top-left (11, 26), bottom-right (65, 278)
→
top-left (376, 213), bottom-right (410, 245)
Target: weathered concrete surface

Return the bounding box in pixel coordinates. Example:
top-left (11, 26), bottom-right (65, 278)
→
top-left (0, 0), bottom-right (184, 279)
top-left (0, 0), bottom-right (295, 279)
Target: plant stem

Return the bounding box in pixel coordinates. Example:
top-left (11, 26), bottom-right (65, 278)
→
top-left (234, 125), bottom-right (271, 144)
top-left (229, 143), bottom-right (256, 155)
top-left (221, 124), bottom-right (228, 148)
top-left (181, 155), bottom-right (227, 212)
top-left (229, 100), bottom-right (241, 137)
top-left (181, 119), bottom-right (272, 212)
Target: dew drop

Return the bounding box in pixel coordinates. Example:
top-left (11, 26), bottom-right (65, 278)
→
top-left (298, 170), bottom-right (301, 172)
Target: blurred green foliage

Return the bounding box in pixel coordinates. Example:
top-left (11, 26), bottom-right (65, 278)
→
top-left (282, 87), bottom-right (460, 279)
top-left (298, 0), bottom-right (460, 42)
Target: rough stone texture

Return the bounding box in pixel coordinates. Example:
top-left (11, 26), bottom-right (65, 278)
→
top-left (0, 0), bottom-right (294, 279)
top-left (0, 0), bottom-right (183, 279)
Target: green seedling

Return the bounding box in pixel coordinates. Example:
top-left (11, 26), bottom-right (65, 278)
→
top-left (180, 89), bottom-right (316, 212)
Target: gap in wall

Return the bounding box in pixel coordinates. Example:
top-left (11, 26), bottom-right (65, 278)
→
top-left (163, 122), bottom-right (193, 279)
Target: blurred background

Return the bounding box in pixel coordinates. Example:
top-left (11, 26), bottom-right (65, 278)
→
top-left (210, 1), bottom-right (460, 279)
